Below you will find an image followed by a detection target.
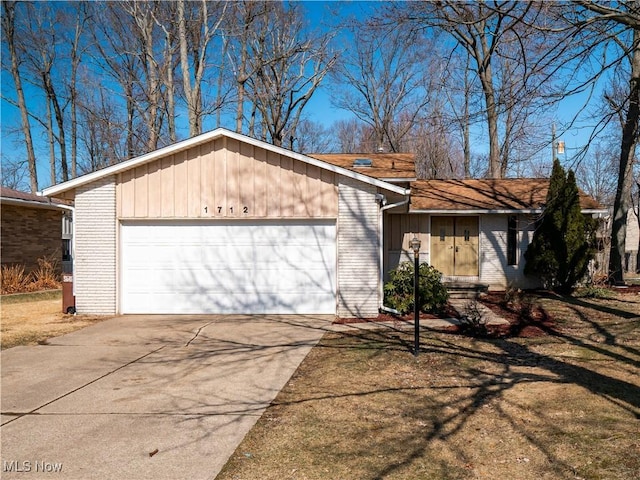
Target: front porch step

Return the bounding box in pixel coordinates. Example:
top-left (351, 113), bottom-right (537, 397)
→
top-left (445, 282), bottom-right (489, 299)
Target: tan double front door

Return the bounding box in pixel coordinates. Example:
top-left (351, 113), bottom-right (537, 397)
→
top-left (430, 216), bottom-right (479, 276)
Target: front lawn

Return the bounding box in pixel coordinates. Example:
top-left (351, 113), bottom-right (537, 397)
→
top-left (1, 290), bottom-right (106, 349)
top-left (217, 291), bottom-right (640, 480)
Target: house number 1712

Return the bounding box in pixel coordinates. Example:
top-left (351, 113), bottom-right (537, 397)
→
top-left (203, 206), bottom-right (249, 214)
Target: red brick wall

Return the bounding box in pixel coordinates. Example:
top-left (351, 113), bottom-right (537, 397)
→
top-left (1, 204), bottom-right (63, 274)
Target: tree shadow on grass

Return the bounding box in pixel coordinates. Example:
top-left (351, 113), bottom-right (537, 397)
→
top-left (336, 329), bottom-right (640, 480)
top-left (258, 294), bottom-right (640, 480)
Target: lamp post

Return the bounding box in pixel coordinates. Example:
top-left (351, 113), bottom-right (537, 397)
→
top-left (409, 236), bottom-right (421, 357)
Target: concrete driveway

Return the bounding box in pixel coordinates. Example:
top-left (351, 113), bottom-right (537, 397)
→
top-left (1, 314), bottom-right (332, 479)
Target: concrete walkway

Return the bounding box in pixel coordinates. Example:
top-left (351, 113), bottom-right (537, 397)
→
top-left (1, 314), bottom-right (332, 480)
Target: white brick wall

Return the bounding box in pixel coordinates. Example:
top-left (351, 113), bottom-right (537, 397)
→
top-left (74, 176), bottom-right (117, 314)
top-left (337, 178), bottom-right (380, 318)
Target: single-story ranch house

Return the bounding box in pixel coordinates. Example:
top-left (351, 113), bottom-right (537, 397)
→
top-left (42, 129), bottom-right (606, 318)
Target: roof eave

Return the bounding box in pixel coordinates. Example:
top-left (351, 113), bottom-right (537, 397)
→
top-left (409, 208), bottom-right (544, 214)
top-left (409, 207), bottom-right (609, 215)
top-left (381, 177), bottom-right (417, 183)
top-left (0, 197), bottom-right (67, 211)
top-left (583, 209), bottom-right (610, 216)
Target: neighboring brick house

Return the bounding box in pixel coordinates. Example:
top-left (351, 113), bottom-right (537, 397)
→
top-left (1, 187), bottom-right (72, 275)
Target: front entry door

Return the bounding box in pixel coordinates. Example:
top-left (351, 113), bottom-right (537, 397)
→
top-left (430, 216), bottom-right (479, 276)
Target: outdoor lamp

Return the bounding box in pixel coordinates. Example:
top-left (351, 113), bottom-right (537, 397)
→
top-left (409, 236), bottom-right (421, 258)
top-left (410, 236), bottom-right (421, 356)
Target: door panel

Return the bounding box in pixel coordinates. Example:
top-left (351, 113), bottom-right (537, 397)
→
top-left (430, 216), bottom-right (479, 276)
top-left (430, 217), bottom-right (455, 274)
top-left (454, 216), bottom-right (479, 275)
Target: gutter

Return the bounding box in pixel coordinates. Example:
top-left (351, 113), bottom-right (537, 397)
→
top-left (1, 196), bottom-right (67, 211)
top-left (378, 196), bottom-right (410, 314)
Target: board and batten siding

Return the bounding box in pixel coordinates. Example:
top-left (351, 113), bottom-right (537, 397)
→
top-left (74, 176), bottom-right (117, 314)
top-left (383, 213), bottom-right (428, 279)
top-left (116, 137), bottom-right (338, 219)
top-left (337, 178), bottom-right (380, 318)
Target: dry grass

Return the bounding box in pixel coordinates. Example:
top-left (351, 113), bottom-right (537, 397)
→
top-left (218, 291), bottom-right (640, 480)
top-left (1, 290), bottom-right (106, 349)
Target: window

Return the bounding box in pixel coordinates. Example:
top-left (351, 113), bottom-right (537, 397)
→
top-left (62, 239), bottom-right (72, 262)
top-left (507, 215), bottom-right (517, 266)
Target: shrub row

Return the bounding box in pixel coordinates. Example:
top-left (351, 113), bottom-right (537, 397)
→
top-left (1, 256), bottom-right (61, 294)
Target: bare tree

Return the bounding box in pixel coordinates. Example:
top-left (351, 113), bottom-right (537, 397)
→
top-left (88, 3), bottom-right (143, 158)
top-left (242, 3), bottom-right (336, 147)
top-left (176, 0), bottom-right (227, 136)
top-left (0, 155), bottom-right (28, 191)
top-left (570, 1), bottom-right (640, 284)
top-left (291, 119), bottom-right (333, 153)
top-left (331, 118), bottom-right (369, 153)
top-left (224, 1), bottom-right (268, 134)
top-left (122, 1), bottom-right (164, 151)
top-left (332, 21), bottom-right (432, 153)
top-left (65, 3), bottom-right (89, 179)
top-left (76, 82), bottom-right (128, 172)
top-left (390, 1), bottom-right (564, 178)
top-left (403, 106), bottom-right (465, 179)
top-left (575, 140), bottom-right (618, 206)
top-left (20, 2), bottom-right (72, 183)
top-left (2, 1), bottom-right (38, 192)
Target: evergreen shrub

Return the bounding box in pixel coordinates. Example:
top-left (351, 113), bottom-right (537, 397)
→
top-left (383, 261), bottom-right (449, 314)
top-left (524, 159), bottom-right (596, 294)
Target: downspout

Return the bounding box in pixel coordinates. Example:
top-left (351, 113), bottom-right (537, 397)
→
top-left (379, 195), bottom-right (410, 314)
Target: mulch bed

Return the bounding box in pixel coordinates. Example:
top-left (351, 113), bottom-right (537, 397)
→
top-left (334, 303), bottom-right (460, 325)
top-left (478, 292), bottom-right (558, 338)
top-left (334, 292), bottom-right (558, 339)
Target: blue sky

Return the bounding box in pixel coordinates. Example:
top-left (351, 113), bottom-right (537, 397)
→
top-left (0, 1), bottom-right (614, 190)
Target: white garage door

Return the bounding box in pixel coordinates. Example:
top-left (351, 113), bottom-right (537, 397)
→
top-left (120, 220), bottom-right (336, 314)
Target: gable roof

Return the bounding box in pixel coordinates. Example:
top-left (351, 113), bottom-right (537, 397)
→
top-left (1, 187), bottom-right (70, 211)
top-left (409, 179), bottom-right (607, 214)
top-left (42, 128), bottom-right (409, 198)
top-left (307, 153), bottom-right (416, 181)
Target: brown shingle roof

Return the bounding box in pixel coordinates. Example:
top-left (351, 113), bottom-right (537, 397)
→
top-left (410, 179), bottom-right (605, 212)
top-left (1, 187), bottom-right (70, 208)
top-left (1, 187), bottom-right (51, 204)
top-left (308, 153), bottom-right (416, 180)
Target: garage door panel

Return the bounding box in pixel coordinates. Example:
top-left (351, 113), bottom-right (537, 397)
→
top-left (121, 221), bottom-right (336, 314)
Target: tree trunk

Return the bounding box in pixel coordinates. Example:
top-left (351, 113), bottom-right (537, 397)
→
top-left (126, 83), bottom-right (135, 159)
top-left (46, 75), bottom-right (69, 182)
top-left (45, 96), bottom-right (56, 185)
top-left (177, 0), bottom-right (196, 136)
top-left (478, 28), bottom-right (501, 179)
top-left (608, 28), bottom-right (640, 284)
top-left (463, 63), bottom-right (471, 178)
top-left (69, 5), bottom-right (83, 178)
top-left (2, 2), bottom-right (38, 192)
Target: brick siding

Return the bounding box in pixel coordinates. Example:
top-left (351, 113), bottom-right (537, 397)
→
top-left (74, 176), bottom-right (117, 315)
top-left (1, 204), bottom-right (63, 274)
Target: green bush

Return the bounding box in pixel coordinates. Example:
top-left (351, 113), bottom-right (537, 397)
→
top-left (383, 261), bottom-right (449, 315)
top-left (524, 159), bottom-right (596, 294)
